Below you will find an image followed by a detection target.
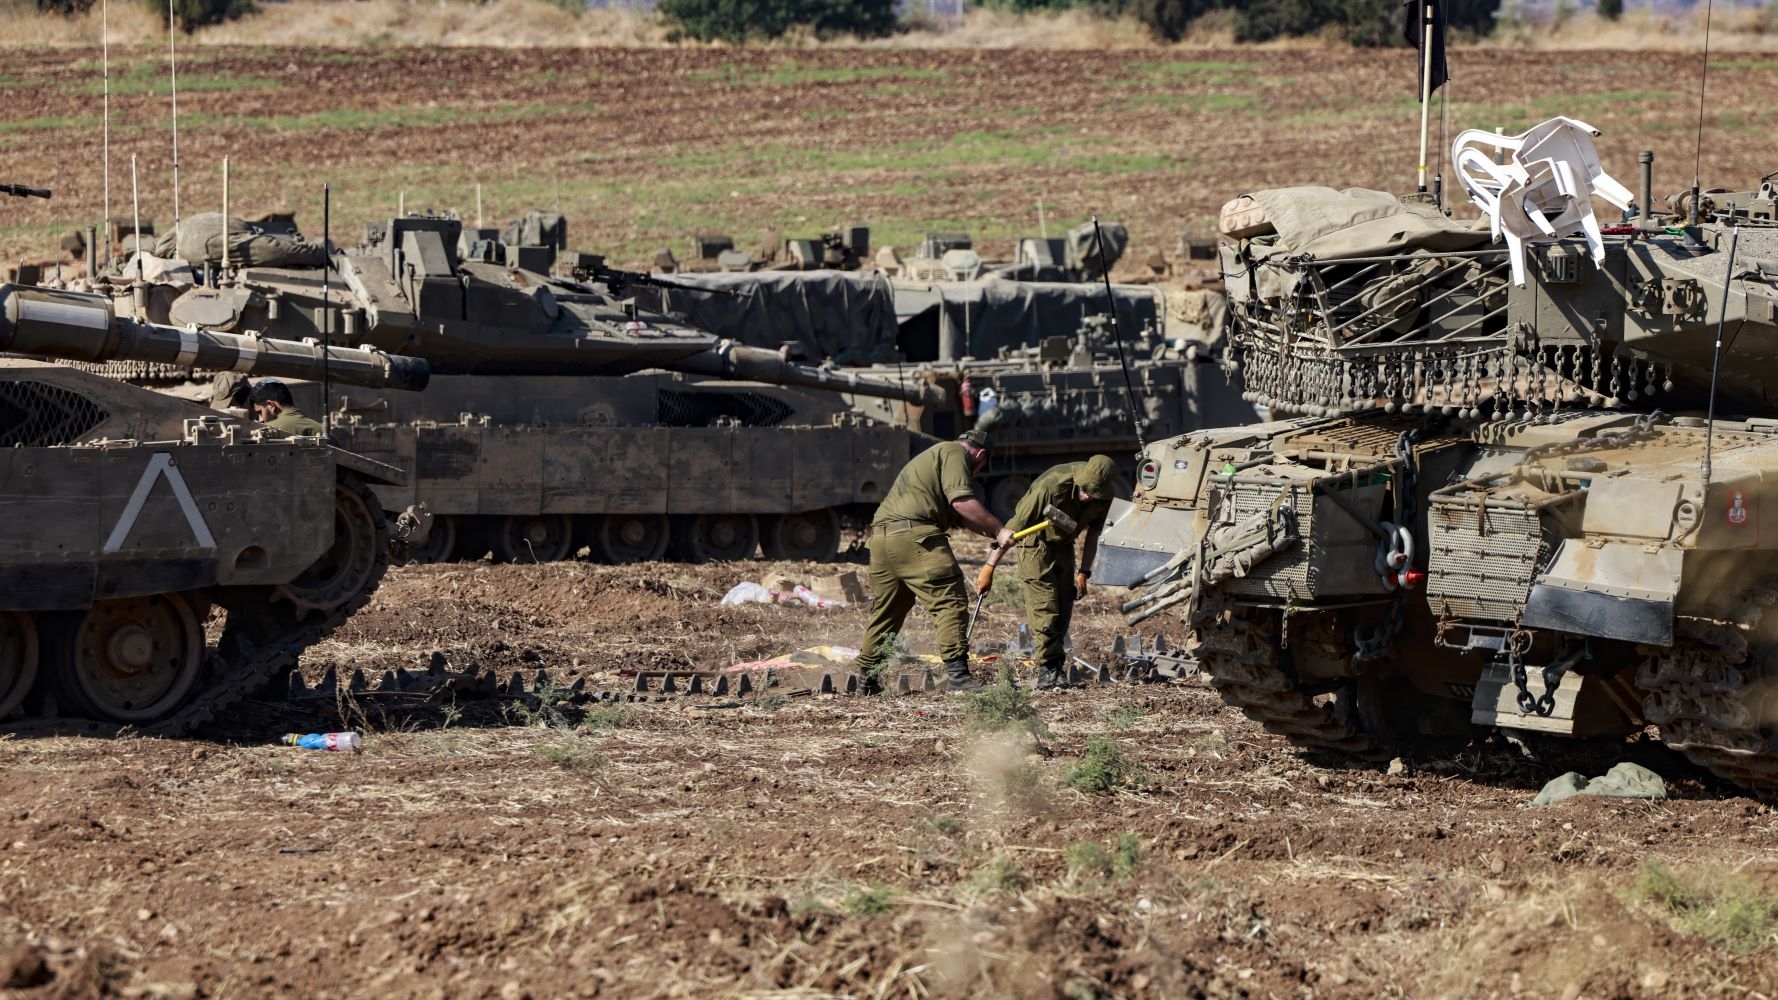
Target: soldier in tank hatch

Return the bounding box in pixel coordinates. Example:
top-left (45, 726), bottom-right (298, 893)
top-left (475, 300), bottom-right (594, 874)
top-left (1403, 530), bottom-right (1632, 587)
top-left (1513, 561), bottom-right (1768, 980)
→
top-left (249, 380), bottom-right (325, 437)
top-left (852, 429), bottom-right (1013, 695)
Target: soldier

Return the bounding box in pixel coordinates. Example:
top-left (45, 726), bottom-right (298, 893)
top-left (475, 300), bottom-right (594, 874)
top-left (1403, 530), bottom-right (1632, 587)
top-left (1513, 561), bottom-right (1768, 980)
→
top-left (1005, 454), bottom-right (1117, 690)
top-left (249, 380), bottom-right (325, 437)
top-left (208, 371), bottom-right (252, 419)
top-left (853, 429), bottom-right (1013, 694)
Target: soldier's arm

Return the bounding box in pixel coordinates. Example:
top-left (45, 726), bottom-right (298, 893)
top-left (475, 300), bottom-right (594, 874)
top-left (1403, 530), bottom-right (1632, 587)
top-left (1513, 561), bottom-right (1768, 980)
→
top-left (1079, 525), bottom-right (1102, 576)
top-left (950, 497), bottom-right (1005, 540)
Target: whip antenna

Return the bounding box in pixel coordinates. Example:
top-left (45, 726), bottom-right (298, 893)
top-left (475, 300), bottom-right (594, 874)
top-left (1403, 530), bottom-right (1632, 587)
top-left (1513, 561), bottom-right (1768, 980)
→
top-left (322, 182), bottom-right (332, 438)
top-left (101, 0), bottom-right (110, 257)
top-left (167, 1), bottom-right (181, 248)
top-left (1701, 223), bottom-right (1741, 485)
top-left (1690, 0), bottom-right (1715, 226)
top-left (1092, 215), bottom-right (1146, 455)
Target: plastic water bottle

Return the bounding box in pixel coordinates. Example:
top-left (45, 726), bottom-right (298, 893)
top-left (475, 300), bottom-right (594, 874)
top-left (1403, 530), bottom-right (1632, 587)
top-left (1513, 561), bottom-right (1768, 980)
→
top-left (977, 386), bottom-right (998, 418)
top-left (282, 731), bottom-right (362, 752)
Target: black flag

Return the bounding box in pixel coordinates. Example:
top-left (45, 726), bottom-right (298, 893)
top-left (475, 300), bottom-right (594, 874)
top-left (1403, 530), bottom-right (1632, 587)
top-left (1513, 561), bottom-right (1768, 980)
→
top-left (1402, 0), bottom-right (1448, 100)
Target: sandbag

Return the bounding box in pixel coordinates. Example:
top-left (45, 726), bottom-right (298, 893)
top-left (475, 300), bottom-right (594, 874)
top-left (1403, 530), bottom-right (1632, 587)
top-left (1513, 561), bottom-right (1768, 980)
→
top-left (154, 213), bottom-right (327, 268)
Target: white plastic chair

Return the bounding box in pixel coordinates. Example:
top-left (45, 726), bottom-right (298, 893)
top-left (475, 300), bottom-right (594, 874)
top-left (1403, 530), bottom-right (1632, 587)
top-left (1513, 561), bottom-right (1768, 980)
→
top-left (1451, 117), bottom-right (1634, 286)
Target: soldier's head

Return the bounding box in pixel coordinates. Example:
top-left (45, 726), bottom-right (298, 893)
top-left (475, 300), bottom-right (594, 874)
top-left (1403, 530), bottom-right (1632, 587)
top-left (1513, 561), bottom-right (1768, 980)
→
top-left (1077, 454), bottom-right (1117, 502)
top-left (249, 380), bottom-right (296, 422)
top-left (209, 371), bottom-right (251, 412)
top-left (956, 429), bottom-right (992, 472)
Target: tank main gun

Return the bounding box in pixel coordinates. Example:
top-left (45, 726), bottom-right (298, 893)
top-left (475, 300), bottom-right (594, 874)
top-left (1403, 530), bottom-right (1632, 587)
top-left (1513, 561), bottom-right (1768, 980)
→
top-left (1, 184), bottom-right (51, 199)
top-left (142, 216), bottom-right (936, 406)
top-left (559, 252), bottom-right (739, 300)
top-left (0, 284), bottom-right (430, 391)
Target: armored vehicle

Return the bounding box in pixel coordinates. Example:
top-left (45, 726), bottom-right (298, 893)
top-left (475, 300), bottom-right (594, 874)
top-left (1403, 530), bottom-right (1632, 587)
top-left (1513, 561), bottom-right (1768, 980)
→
top-left (1096, 136), bottom-right (1778, 794)
top-left (0, 283), bottom-right (428, 732)
top-left (134, 215), bottom-right (940, 564)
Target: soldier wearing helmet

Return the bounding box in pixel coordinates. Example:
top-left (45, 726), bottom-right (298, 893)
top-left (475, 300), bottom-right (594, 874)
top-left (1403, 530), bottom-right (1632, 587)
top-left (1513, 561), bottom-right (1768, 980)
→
top-left (1006, 454), bottom-right (1119, 690)
top-left (851, 429), bottom-right (1013, 694)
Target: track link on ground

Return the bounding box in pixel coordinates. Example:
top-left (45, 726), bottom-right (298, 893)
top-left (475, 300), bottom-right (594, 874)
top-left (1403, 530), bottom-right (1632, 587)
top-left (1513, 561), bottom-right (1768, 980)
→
top-left (1637, 588), bottom-right (1778, 794)
top-left (1191, 604), bottom-right (1377, 755)
top-left (2, 474), bottom-right (393, 739)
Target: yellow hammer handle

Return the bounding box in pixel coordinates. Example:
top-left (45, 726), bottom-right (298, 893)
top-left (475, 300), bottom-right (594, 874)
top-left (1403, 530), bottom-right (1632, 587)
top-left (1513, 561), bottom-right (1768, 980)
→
top-left (1012, 519), bottom-right (1051, 541)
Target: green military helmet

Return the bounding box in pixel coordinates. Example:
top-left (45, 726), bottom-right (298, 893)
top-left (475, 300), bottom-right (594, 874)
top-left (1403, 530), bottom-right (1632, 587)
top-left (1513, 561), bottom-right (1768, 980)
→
top-left (1078, 454), bottom-right (1117, 498)
top-left (957, 428), bottom-right (992, 451)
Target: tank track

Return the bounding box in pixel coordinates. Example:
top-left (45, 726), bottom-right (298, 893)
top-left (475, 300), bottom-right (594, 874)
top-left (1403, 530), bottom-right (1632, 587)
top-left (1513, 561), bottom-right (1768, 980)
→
top-left (1, 474), bottom-right (392, 739)
top-left (1191, 604), bottom-right (1377, 755)
top-left (1637, 588), bottom-right (1778, 794)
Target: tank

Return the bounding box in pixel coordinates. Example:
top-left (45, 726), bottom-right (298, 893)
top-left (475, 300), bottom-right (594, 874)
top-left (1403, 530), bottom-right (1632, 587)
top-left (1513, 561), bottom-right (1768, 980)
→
top-left (1095, 144), bottom-right (1778, 793)
top-left (0, 283), bottom-right (429, 733)
top-left (134, 216), bottom-right (940, 564)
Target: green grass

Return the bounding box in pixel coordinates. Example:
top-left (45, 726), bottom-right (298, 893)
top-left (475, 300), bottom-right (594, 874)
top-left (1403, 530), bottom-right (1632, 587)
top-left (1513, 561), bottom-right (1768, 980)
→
top-left (534, 737), bottom-right (605, 775)
top-left (71, 62), bottom-right (272, 97)
top-left (841, 883), bottom-right (896, 917)
top-left (964, 668), bottom-right (1052, 740)
top-left (969, 854), bottom-right (1027, 896)
top-left (1098, 703), bottom-right (1146, 733)
top-left (1065, 833), bottom-right (1142, 884)
top-left (1062, 735), bottom-right (1144, 795)
top-left (184, 100), bottom-right (599, 134)
top-left (691, 62), bottom-right (948, 87)
top-left (1633, 859), bottom-right (1778, 955)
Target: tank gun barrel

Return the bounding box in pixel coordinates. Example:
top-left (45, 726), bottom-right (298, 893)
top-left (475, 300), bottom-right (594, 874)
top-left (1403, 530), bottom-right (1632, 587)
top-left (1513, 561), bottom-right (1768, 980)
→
top-left (666, 341), bottom-right (941, 407)
top-left (0, 184), bottom-right (51, 199)
top-left (0, 284), bottom-right (429, 391)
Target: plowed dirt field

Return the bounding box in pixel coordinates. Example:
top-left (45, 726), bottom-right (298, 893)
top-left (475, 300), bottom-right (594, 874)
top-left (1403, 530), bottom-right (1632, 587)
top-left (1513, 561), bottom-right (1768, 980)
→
top-left (4, 556), bottom-right (1778, 999)
top-left (2, 47), bottom-right (1775, 267)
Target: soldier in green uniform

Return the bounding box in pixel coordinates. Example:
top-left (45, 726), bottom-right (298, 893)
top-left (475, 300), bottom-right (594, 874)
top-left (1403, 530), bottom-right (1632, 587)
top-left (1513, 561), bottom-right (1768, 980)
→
top-left (1005, 454), bottom-right (1117, 689)
top-left (249, 380), bottom-right (325, 437)
top-left (853, 430), bottom-right (1013, 694)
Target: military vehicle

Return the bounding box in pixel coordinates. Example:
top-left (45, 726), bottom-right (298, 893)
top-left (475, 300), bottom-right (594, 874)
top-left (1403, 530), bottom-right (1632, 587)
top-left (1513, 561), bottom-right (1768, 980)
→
top-left (1095, 142), bottom-right (1778, 794)
top-left (638, 262), bottom-right (1254, 522)
top-left (128, 215), bottom-right (941, 564)
top-left (0, 282), bottom-right (429, 732)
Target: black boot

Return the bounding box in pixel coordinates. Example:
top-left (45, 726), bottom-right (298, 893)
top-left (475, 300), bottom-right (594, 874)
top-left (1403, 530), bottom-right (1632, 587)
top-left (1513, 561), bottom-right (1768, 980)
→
top-left (856, 664), bottom-right (884, 697)
top-left (944, 659), bottom-right (984, 693)
top-left (1036, 661), bottom-right (1067, 690)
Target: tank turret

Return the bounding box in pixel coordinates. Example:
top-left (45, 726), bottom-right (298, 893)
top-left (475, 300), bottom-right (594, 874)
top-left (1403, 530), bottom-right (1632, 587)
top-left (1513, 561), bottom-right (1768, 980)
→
top-left (1095, 129), bottom-right (1778, 796)
top-left (0, 284), bottom-right (429, 392)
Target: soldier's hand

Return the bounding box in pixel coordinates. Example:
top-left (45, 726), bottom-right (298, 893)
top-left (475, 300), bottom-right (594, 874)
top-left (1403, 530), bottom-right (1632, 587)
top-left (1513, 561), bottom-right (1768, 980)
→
top-left (1075, 570), bottom-right (1090, 592)
top-left (994, 527), bottom-right (1014, 549)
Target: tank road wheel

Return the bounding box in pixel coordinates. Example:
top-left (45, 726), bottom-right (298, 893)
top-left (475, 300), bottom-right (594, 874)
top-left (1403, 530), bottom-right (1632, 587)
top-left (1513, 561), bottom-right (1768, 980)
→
top-left (671, 514), bottom-right (760, 563)
top-left (987, 476), bottom-right (1031, 524)
top-left (1192, 604), bottom-right (1378, 756)
top-left (0, 611), bottom-right (40, 720)
top-left (590, 513), bottom-right (670, 565)
top-left (276, 475), bottom-right (389, 614)
top-left (406, 514), bottom-right (459, 565)
top-left (46, 593), bottom-right (202, 724)
top-left (761, 509), bottom-right (842, 563)
top-left (452, 517), bottom-right (490, 561)
top-left (491, 514), bottom-right (576, 564)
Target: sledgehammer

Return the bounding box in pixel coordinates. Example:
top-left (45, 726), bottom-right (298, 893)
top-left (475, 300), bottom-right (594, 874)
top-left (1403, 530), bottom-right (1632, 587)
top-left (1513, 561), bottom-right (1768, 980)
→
top-left (967, 504), bottom-right (1079, 639)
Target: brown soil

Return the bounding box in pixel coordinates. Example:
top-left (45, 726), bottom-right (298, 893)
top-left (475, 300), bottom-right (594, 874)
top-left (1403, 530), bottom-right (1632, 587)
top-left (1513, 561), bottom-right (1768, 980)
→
top-left (4, 557), bottom-right (1778, 999)
top-left (2, 47), bottom-right (1774, 267)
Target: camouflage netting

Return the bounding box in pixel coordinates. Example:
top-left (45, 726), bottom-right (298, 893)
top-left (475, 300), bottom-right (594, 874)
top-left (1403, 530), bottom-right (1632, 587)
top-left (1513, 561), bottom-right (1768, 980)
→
top-left (154, 213), bottom-right (328, 269)
top-left (632, 271), bottom-right (902, 365)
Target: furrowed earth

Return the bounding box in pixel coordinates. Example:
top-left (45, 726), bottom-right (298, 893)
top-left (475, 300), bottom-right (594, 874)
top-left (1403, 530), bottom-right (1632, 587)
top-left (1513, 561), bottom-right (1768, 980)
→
top-left (3, 556), bottom-right (1778, 999)
top-left (5, 40), bottom-right (1778, 1000)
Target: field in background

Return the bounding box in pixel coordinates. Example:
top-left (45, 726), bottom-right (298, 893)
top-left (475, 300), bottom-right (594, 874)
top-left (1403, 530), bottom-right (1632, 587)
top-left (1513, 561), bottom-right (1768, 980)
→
top-left (2, 46), bottom-right (1775, 271)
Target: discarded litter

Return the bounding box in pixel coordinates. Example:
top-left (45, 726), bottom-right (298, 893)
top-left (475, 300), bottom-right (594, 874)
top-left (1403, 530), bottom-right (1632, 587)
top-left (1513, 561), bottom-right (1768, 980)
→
top-left (1531, 762), bottom-right (1667, 806)
top-left (281, 732), bottom-right (363, 752)
top-left (720, 582), bottom-right (776, 605)
top-left (719, 581), bottom-right (850, 608)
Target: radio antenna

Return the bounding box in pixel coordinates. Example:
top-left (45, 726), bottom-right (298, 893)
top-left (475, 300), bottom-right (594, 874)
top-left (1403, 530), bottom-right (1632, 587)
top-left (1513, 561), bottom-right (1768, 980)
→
top-left (322, 181), bottom-right (333, 438)
top-left (101, 0), bottom-right (110, 255)
top-left (167, 1), bottom-right (182, 247)
top-left (1092, 215), bottom-right (1146, 455)
top-left (1689, 0), bottom-right (1716, 226)
top-left (1700, 223), bottom-right (1741, 485)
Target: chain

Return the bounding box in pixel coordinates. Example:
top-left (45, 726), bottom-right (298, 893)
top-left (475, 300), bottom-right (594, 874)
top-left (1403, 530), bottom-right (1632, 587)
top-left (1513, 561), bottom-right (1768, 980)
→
top-left (1351, 423), bottom-right (1436, 662)
top-left (1515, 409), bottom-right (1665, 469)
top-left (1536, 655), bottom-right (1569, 716)
top-left (1353, 592), bottom-right (1406, 661)
top-left (1509, 641), bottom-right (1539, 715)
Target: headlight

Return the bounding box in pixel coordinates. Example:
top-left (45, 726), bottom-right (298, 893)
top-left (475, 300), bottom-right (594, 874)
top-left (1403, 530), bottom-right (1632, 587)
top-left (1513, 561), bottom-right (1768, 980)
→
top-left (1138, 458), bottom-right (1160, 491)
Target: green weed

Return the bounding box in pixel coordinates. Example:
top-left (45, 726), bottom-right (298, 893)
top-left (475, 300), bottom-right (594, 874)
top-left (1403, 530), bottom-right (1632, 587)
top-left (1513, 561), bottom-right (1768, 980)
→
top-left (535, 737), bottom-right (605, 775)
top-left (970, 854), bottom-right (1027, 896)
top-left (926, 813), bottom-right (963, 837)
top-left (1065, 833), bottom-right (1142, 884)
top-left (1634, 859), bottom-right (1778, 955)
top-left (998, 760), bottom-right (1048, 812)
top-left (1063, 736), bottom-right (1144, 796)
top-left (965, 669), bottom-right (1052, 740)
top-left (580, 704), bottom-right (633, 731)
top-left (842, 884), bottom-right (896, 917)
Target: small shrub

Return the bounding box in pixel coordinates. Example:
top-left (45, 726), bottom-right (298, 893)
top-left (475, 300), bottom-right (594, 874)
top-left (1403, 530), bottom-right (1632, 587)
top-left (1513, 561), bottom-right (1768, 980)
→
top-left (1000, 760), bottom-right (1048, 811)
top-left (1099, 703), bottom-right (1146, 733)
top-left (1633, 859), bottom-right (1778, 955)
top-left (927, 813), bottom-right (964, 837)
top-left (1063, 736), bottom-right (1143, 795)
top-left (965, 669), bottom-right (1053, 740)
top-left (535, 738), bottom-right (604, 775)
top-left (1065, 833), bottom-right (1142, 883)
top-left (842, 884), bottom-right (895, 917)
top-left (580, 704), bottom-right (632, 731)
top-left (658, 0), bottom-right (898, 43)
top-left (971, 855), bottom-right (1027, 895)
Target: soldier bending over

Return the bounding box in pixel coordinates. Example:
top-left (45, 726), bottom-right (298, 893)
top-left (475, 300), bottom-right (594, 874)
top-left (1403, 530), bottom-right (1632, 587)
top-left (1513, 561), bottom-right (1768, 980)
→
top-left (1006, 455), bottom-right (1116, 690)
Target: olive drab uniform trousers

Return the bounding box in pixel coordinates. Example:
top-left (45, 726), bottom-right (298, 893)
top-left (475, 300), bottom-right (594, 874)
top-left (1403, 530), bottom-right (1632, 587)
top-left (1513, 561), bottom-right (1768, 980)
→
top-left (1008, 463), bottom-right (1111, 674)
top-left (854, 441), bottom-right (982, 674)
